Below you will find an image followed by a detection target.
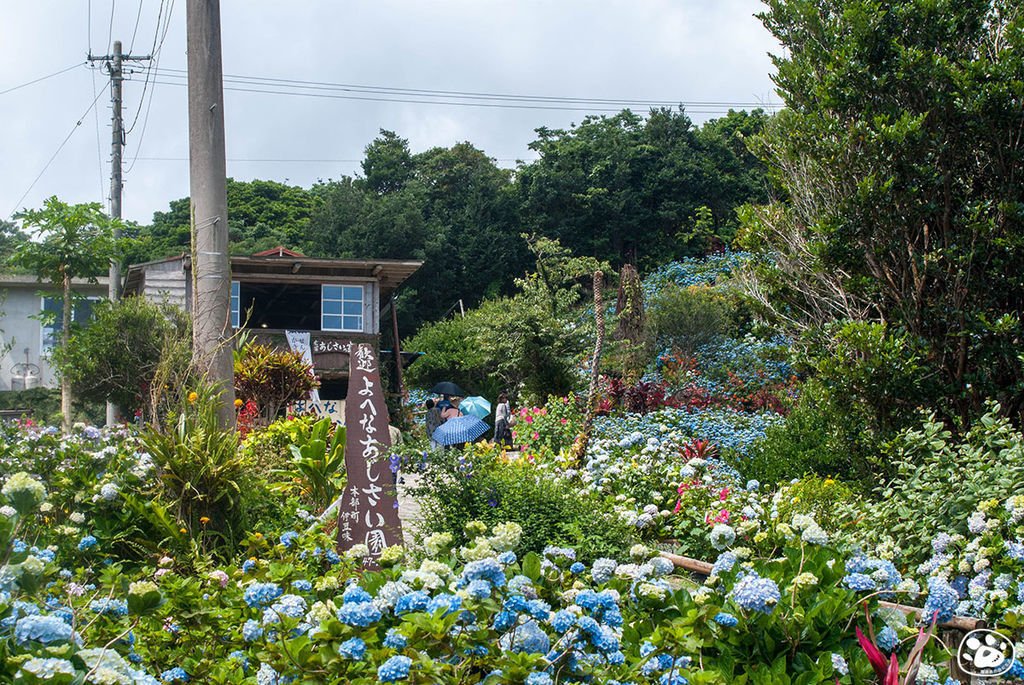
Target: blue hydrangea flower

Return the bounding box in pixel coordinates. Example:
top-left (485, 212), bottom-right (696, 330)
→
top-left (280, 531), bottom-right (299, 548)
top-left (342, 585), bottom-right (373, 604)
top-left (730, 573), bottom-right (781, 614)
top-left (78, 535), bottom-right (98, 551)
top-left (377, 655), bottom-right (412, 682)
top-left (923, 577), bottom-right (960, 623)
top-left (291, 579), bottom-right (312, 592)
top-left (525, 673), bottom-right (553, 685)
top-left (14, 615), bottom-right (74, 644)
top-left (241, 558), bottom-right (257, 574)
top-left (713, 612), bottom-right (738, 627)
top-left (466, 579), bottom-right (492, 600)
top-left (338, 636), bottom-right (367, 660)
top-left (570, 562), bottom-right (585, 574)
top-left (460, 559), bottom-right (506, 588)
top-left (550, 610), bottom-right (575, 634)
top-left (830, 653), bottom-right (848, 676)
top-left (243, 582), bottom-right (283, 609)
top-left (394, 590), bottom-right (430, 615)
top-left (843, 573), bottom-right (877, 592)
top-left (526, 599), bottom-right (550, 620)
top-left (89, 598), bottom-right (128, 616)
top-left (499, 619), bottom-right (550, 654)
top-left (161, 666), bottom-right (189, 682)
top-left (427, 593), bottom-right (462, 616)
top-left (711, 552), bottom-right (737, 576)
top-left (383, 628), bottom-right (407, 649)
top-left (242, 618), bottom-right (263, 642)
top-left (877, 626), bottom-right (899, 652)
top-left (497, 551), bottom-right (516, 565)
top-left (336, 601), bottom-right (382, 627)
top-left (591, 558), bottom-right (617, 584)
top-left (325, 550), bottom-right (341, 564)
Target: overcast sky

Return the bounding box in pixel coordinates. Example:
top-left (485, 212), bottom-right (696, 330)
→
top-left (1, 1), bottom-right (782, 226)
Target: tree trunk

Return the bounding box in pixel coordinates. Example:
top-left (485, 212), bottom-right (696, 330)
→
top-left (61, 269), bottom-right (73, 434)
top-left (569, 271), bottom-right (605, 464)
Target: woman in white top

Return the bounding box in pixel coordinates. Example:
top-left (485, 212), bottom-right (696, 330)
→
top-left (493, 393), bottom-right (512, 447)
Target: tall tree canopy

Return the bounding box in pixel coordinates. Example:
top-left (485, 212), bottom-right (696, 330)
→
top-left (741, 0), bottom-right (1024, 422)
top-left (128, 111), bottom-right (771, 333)
top-left (517, 108), bottom-right (771, 269)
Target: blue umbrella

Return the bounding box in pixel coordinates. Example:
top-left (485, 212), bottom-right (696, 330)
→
top-left (432, 415), bottom-right (490, 446)
top-left (460, 396), bottom-right (492, 419)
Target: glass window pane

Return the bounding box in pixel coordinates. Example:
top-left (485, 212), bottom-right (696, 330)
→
top-left (342, 286), bottom-right (362, 302)
top-left (343, 301), bottom-right (362, 316)
top-left (343, 316), bottom-right (362, 331)
top-left (74, 299), bottom-right (96, 325)
top-left (322, 299), bottom-right (342, 315)
top-left (322, 285), bottom-right (342, 300)
top-left (322, 314), bottom-right (343, 330)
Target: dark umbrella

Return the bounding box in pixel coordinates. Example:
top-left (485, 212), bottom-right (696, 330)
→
top-left (430, 381), bottom-right (466, 397)
top-left (432, 415), bottom-right (489, 446)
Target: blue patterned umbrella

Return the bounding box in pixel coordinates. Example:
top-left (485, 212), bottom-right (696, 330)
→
top-left (432, 415), bottom-right (490, 446)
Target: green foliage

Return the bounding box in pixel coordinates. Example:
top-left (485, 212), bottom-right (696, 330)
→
top-left (233, 342), bottom-right (319, 424)
top-left (0, 388), bottom-right (103, 426)
top-left (854, 403), bottom-right (1024, 567)
top-left (282, 416), bottom-right (347, 513)
top-left (745, 0), bottom-right (1024, 424)
top-left (124, 179), bottom-right (315, 264)
top-left (53, 296), bottom-right (190, 420)
top-left (406, 237), bottom-right (606, 403)
top-left (141, 383), bottom-right (247, 557)
top-left (738, 379), bottom-right (876, 488)
top-left (770, 476), bottom-right (859, 535)
top-left (648, 284), bottom-right (738, 356)
top-left (414, 444), bottom-right (638, 562)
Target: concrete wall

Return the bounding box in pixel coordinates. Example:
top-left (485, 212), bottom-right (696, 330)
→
top-left (0, 282), bottom-right (108, 391)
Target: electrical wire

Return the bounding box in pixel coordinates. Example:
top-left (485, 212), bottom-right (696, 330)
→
top-left (128, 0), bottom-right (144, 53)
top-left (106, 0), bottom-right (116, 54)
top-left (9, 88), bottom-right (108, 219)
top-left (147, 77), bottom-right (770, 115)
top-left (91, 66), bottom-right (108, 211)
top-left (0, 63), bottom-right (85, 97)
top-left (150, 66), bottom-right (780, 109)
top-left (133, 156), bottom-right (527, 163)
top-left (125, 0), bottom-right (174, 173)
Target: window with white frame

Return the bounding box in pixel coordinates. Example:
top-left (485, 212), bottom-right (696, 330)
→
top-left (40, 295), bottom-right (99, 356)
top-left (230, 281), bottom-right (240, 328)
top-left (321, 284), bottom-right (363, 332)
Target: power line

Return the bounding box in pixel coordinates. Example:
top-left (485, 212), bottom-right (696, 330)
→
top-left (151, 66), bottom-right (781, 109)
top-left (106, 0), bottom-right (116, 54)
top-left (91, 66), bottom-right (108, 210)
top-left (128, 0), bottom-right (144, 53)
top-left (0, 63), bottom-right (84, 97)
top-left (125, 0), bottom-right (174, 173)
top-left (147, 77), bottom-right (772, 115)
top-left (9, 88), bottom-right (108, 219)
top-left (132, 156), bottom-right (529, 163)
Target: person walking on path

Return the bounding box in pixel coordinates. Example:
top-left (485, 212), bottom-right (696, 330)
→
top-left (424, 399), bottom-right (444, 451)
top-left (493, 393), bottom-right (512, 447)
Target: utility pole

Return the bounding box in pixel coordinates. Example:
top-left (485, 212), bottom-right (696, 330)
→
top-left (88, 40), bottom-right (150, 426)
top-left (186, 0), bottom-right (236, 428)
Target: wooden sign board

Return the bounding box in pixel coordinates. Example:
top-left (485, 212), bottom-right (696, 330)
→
top-left (336, 343), bottom-right (402, 564)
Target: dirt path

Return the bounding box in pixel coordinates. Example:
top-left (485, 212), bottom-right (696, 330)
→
top-left (396, 472), bottom-right (422, 547)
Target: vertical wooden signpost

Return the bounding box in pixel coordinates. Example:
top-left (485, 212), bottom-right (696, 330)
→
top-left (336, 343), bottom-right (402, 565)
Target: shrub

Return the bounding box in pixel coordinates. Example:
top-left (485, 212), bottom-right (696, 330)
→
top-left (233, 342), bottom-right (318, 424)
top-left (647, 283), bottom-right (737, 356)
top-left (142, 383), bottom-right (247, 557)
top-left (0, 387), bottom-right (103, 426)
top-left (852, 404), bottom-right (1024, 567)
top-left (736, 379), bottom-right (877, 488)
top-left (413, 444), bottom-right (637, 562)
top-left (53, 296), bottom-right (190, 421)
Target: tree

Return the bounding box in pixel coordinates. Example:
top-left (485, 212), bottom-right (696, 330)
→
top-left (10, 197), bottom-right (121, 432)
top-left (742, 0), bottom-right (1024, 424)
top-left (53, 296), bottom-right (190, 423)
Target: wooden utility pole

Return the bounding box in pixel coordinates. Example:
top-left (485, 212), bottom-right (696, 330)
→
top-left (186, 0), bottom-right (235, 427)
top-left (88, 40), bottom-right (150, 426)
